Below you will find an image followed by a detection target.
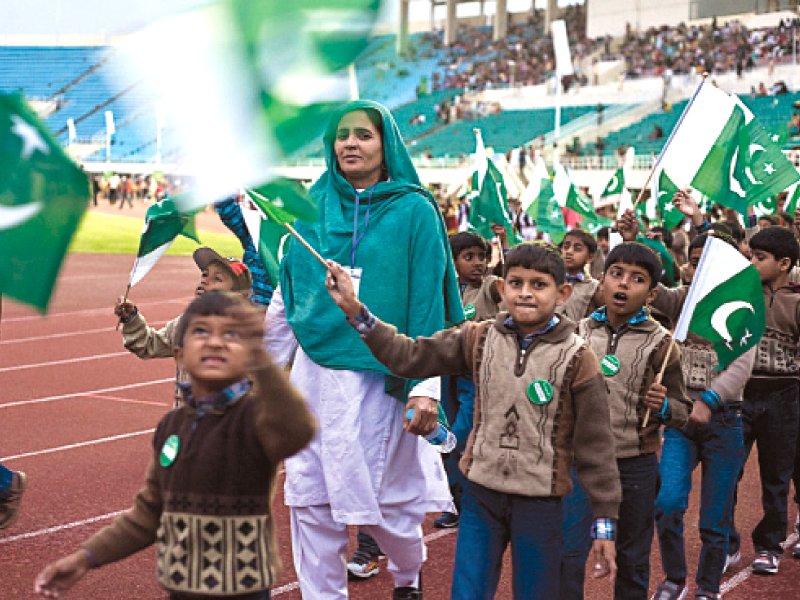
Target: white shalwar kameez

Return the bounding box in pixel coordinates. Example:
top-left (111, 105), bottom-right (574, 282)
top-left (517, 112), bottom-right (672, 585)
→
top-left (264, 289), bottom-right (453, 599)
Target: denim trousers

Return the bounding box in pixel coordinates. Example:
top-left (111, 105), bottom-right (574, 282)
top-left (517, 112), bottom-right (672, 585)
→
top-left (441, 375), bottom-right (476, 512)
top-left (560, 453), bottom-right (658, 600)
top-left (729, 380), bottom-right (799, 554)
top-left (451, 480), bottom-right (563, 600)
top-left (655, 406), bottom-right (744, 593)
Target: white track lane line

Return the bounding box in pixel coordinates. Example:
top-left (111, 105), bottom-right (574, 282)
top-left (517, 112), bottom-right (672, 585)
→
top-left (0, 322), bottom-right (168, 345)
top-left (80, 393), bottom-right (167, 407)
top-left (0, 511), bottom-right (126, 545)
top-left (720, 532), bottom-right (800, 594)
top-left (0, 351), bottom-right (131, 373)
top-left (1, 429), bottom-right (154, 462)
top-left (3, 297), bottom-right (187, 323)
top-left (271, 528), bottom-right (457, 597)
top-left (0, 377), bottom-right (172, 409)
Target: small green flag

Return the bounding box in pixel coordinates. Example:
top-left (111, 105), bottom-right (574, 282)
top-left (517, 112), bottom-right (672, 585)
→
top-left (129, 197), bottom-right (200, 287)
top-left (468, 130), bottom-right (517, 243)
top-left (244, 179), bottom-right (318, 286)
top-left (785, 182), bottom-right (800, 215)
top-left (654, 170), bottom-right (683, 230)
top-left (600, 168), bottom-right (625, 198)
top-left (0, 94), bottom-right (90, 312)
top-left (673, 235), bottom-right (765, 370)
top-left (528, 178), bottom-right (567, 243)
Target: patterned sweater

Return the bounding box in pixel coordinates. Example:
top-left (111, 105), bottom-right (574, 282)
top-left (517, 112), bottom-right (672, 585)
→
top-left (461, 275), bottom-right (503, 321)
top-left (750, 282), bottom-right (800, 386)
top-left (362, 314), bottom-right (621, 519)
top-left (578, 310), bottom-right (690, 458)
top-left (82, 355), bottom-right (316, 597)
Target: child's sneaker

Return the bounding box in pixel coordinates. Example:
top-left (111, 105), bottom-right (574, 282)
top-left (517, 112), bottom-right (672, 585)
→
top-left (751, 550), bottom-right (781, 574)
top-left (392, 572), bottom-right (422, 599)
top-left (433, 511), bottom-right (459, 529)
top-left (723, 549), bottom-right (741, 573)
top-left (346, 548), bottom-right (380, 580)
top-left (0, 471), bottom-right (26, 529)
top-left (650, 579), bottom-right (687, 600)
top-left (694, 591), bottom-right (720, 600)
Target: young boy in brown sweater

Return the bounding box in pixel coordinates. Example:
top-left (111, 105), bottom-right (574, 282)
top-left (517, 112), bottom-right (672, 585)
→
top-left (558, 229), bottom-right (603, 322)
top-left (326, 243), bottom-right (621, 600)
top-left (560, 241), bottom-right (691, 600)
top-left (35, 292), bottom-right (316, 600)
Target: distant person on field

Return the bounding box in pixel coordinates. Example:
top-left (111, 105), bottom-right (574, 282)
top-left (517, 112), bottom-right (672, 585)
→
top-left (34, 292), bottom-right (316, 600)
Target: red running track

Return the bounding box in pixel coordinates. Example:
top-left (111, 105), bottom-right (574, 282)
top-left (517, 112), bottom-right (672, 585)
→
top-left (1, 253), bottom-right (798, 599)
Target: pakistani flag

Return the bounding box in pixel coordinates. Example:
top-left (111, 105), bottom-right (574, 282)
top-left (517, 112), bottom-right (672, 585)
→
top-left (553, 163), bottom-right (611, 233)
top-left (0, 94), bottom-right (90, 312)
top-left (120, 0), bottom-right (382, 210)
top-left (674, 235), bottom-right (765, 370)
top-left (468, 129), bottom-right (516, 242)
top-left (659, 82), bottom-right (800, 216)
top-left (244, 179), bottom-right (317, 286)
top-left (519, 155), bottom-right (549, 215)
top-left (600, 168), bottom-right (625, 198)
top-left (129, 197), bottom-right (200, 287)
top-left (652, 169), bottom-right (683, 229)
top-left (527, 177), bottom-right (567, 243)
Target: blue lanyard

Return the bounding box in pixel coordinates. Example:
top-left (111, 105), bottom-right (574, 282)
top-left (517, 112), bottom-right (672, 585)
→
top-left (351, 186), bottom-right (375, 269)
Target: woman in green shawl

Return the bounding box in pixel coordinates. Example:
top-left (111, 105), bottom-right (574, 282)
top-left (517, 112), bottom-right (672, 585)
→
top-left (264, 100), bottom-right (463, 599)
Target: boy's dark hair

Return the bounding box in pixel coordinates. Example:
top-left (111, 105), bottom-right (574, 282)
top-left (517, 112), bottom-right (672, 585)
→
top-left (174, 291), bottom-right (248, 348)
top-left (449, 231), bottom-right (490, 258)
top-left (596, 226), bottom-right (610, 241)
top-left (712, 221), bottom-right (744, 243)
top-left (688, 232), bottom-right (739, 255)
top-left (561, 229), bottom-right (597, 255)
top-left (503, 242), bottom-right (566, 284)
top-left (604, 242), bottom-right (662, 289)
top-left (650, 226), bottom-right (673, 248)
top-left (757, 214), bottom-right (779, 226)
top-left (749, 226), bottom-right (800, 268)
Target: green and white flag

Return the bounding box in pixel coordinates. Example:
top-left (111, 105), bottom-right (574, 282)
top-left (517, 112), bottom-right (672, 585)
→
top-left (468, 129), bottom-right (516, 242)
top-left (527, 174), bottom-right (567, 243)
top-left (119, 0), bottom-right (382, 211)
top-left (243, 179), bottom-right (317, 286)
top-left (129, 197), bottom-right (200, 287)
top-left (0, 94), bottom-right (90, 312)
top-left (600, 168), bottom-right (625, 198)
top-left (554, 163), bottom-right (592, 217)
top-left (673, 235), bottom-right (765, 370)
top-left (652, 169), bottom-right (683, 230)
top-left (658, 82), bottom-right (800, 215)
top-left (519, 155), bottom-right (549, 215)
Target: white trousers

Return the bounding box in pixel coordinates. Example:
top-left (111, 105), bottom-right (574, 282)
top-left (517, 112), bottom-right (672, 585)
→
top-left (290, 503), bottom-right (426, 599)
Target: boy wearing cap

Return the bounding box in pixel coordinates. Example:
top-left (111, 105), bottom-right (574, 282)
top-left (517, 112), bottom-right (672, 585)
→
top-left (114, 247), bottom-right (253, 406)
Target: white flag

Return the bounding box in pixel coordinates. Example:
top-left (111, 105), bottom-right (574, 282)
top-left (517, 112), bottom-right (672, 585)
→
top-left (551, 20), bottom-right (573, 76)
top-left (104, 110), bottom-right (115, 136)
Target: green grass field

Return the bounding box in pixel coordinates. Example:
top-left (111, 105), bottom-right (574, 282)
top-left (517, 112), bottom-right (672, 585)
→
top-left (68, 211), bottom-right (241, 256)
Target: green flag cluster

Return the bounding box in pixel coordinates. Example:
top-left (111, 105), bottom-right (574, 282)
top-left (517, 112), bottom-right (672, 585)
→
top-left (468, 130), bottom-right (517, 242)
top-left (652, 170), bottom-right (682, 230)
top-left (600, 168), bottom-right (625, 198)
top-left (243, 179), bottom-right (317, 286)
top-left (0, 94), bottom-right (90, 312)
top-left (659, 82), bottom-right (799, 216)
top-left (673, 235), bottom-right (765, 369)
top-left (129, 197), bottom-right (200, 287)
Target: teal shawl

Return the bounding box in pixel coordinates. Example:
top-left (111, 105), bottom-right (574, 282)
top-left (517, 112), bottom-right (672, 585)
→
top-left (280, 100), bottom-right (464, 397)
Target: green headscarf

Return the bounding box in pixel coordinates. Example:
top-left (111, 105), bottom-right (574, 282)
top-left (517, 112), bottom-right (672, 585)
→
top-left (280, 100), bottom-right (464, 398)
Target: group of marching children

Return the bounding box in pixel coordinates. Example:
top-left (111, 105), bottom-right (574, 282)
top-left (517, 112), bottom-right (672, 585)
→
top-left (29, 188), bottom-right (800, 600)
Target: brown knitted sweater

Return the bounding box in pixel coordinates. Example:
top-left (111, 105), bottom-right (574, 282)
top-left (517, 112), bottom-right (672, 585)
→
top-left (82, 353), bottom-right (316, 597)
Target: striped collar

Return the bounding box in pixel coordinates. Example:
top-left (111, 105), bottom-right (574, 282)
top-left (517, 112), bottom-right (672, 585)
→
top-left (590, 306), bottom-right (649, 327)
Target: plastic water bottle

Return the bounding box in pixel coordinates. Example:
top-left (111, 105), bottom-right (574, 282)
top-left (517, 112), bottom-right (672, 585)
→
top-left (406, 409), bottom-right (457, 453)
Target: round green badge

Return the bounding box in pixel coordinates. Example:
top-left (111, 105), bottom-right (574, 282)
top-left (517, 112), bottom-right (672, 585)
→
top-left (527, 379), bottom-right (554, 405)
top-left (463, 304), bottom-right (476, 319)
top-left (160, 434), bottom-right (180, 467)
top-left (600, 354), bottom-right (621, 377)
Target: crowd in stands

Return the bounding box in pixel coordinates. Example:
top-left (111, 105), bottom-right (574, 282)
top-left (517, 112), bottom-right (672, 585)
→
top-left (90, 173), bottom-right (187, 208)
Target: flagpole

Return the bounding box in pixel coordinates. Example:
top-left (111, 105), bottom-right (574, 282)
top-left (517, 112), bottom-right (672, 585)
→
top-left (642, 336), bottom-right (676, 428)
top-left (632, 73), bottom-right (709, 208)
top-left (246, 189), bottom-right (328, 269)
top-left (116, 283), bottom-right (132, 332)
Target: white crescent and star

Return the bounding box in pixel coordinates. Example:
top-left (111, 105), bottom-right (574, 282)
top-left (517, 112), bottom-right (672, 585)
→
top-left (10, 115), bottom-right (49, 160)
top-left (710, 301), bottom-right (755, 345)
top-left (606, 173), bottom-right (618, 193)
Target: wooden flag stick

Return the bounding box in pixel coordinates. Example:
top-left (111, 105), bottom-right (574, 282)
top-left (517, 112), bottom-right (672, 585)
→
top-left (642, 336), bottom-right (676, 428)
top-left (115, 283), bottom-right (132, 331)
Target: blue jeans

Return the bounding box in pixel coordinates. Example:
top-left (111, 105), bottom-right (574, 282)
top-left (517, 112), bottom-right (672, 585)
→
top-left (560, 454), bottom-right (658, 600)
top-left (655, 406), bottom-right (744, 593)
top-left (559, 467), bottom-right (593, 600)
top-left (451, 481), bottom-right (563, 600)
top-left (730, 380), bottom-right (799, 554)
